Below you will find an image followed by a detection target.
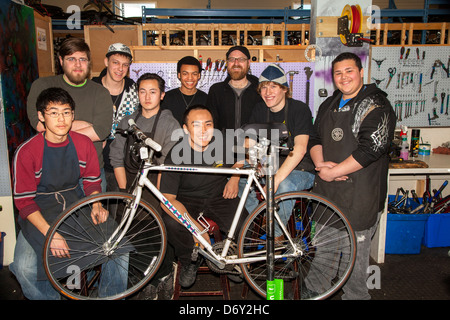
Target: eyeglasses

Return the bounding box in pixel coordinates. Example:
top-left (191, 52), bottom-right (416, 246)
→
top-left (45, 111), bottom-right (73, 118)
top-left (227, 57), bottom-right (248, 63)
top-left (64, 57), bottom-right (89, 64)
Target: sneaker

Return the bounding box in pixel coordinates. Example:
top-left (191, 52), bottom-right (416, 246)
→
top-left (179, 259), bottom-right (202, 288)
top-left (157, 271), bottom-right (174, 300)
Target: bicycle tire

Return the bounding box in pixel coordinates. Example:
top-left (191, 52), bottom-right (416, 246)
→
top-left (43, 192), bottom-right (167, 300)
top-left (238, 191), bottom-right (356, 300)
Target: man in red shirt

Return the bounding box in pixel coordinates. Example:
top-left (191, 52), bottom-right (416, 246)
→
top-left (11, 87), bottom-right (124, 299)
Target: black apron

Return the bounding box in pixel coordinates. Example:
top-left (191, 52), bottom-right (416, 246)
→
top-left (19, 134), bottom-right (84, 280)
top-left (19, 134), bottom-right (133, 280)
top-left (313, 97), bottom-right (382, 231)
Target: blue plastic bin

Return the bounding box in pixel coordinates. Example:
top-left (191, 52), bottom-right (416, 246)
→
top-left (423, 213), bottom-right (450, 248)
top-left (385, 214), bottom-right (429, 254)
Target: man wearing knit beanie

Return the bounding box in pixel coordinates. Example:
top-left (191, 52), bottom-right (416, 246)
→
top-left (206, 45), bottom-right (263, 204)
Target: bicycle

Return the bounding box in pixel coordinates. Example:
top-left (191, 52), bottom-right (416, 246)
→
top-left (42, 121), bottom-right (356, 300)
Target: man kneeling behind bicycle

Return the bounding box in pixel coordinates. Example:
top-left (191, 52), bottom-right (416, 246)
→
top-left (159, 105), bottom-right (247, 288)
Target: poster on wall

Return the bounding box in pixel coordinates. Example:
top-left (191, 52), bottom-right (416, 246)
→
top-left (0, 0), bottom-right (38, 166)
top-left (370, 45), bottom-right (450, 127)
top-left (130, 62), bottom-right (315, 112)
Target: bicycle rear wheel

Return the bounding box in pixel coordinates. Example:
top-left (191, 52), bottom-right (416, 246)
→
top-left (43, 192), bottom-right (167, 300)
top-left (238, 191), bottom-right (356, 300)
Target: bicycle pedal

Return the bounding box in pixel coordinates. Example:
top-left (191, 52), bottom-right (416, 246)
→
top-left (191, 244), bottom-right (199, 261)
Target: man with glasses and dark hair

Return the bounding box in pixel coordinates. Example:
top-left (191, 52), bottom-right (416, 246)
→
top-left (11, 87), bottom-right (117, 299)
top-left (27, 37), bottom-right (113, 191)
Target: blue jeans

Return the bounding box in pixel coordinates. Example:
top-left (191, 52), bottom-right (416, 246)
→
top-left (10, 231), bottom-right (128, 299)
top-left (9, 232), bottom-right (61, 300)
top-left (238, 170), bottom-right (315, 236)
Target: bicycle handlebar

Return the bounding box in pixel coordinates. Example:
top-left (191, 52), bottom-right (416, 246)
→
top-left (127, 119), bottom-right (162, 152)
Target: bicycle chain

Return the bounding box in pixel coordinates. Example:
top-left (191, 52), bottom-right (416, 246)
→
top-left (205, 241), bottom-right (242, 276)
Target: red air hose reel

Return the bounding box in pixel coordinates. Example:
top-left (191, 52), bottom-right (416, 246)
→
top-left (338, 4), bottom-right (373, 46)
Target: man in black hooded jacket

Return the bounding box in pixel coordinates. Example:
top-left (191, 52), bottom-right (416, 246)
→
top-left (306, 52), bottom-right (396, 300)
top-left (206, 46), bottom-right (264, 203)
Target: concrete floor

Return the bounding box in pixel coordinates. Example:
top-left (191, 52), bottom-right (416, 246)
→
top-left (1, 246), bottom-right (449, 301)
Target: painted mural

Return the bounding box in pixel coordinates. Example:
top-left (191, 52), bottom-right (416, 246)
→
top-left (0, 0), bottom-right (38, 162)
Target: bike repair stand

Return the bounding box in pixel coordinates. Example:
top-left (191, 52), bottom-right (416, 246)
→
top-left (266, 145), bottom-right (284, 300)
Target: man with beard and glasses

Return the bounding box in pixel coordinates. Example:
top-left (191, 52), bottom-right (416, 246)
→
top-left (27, 37), bottom-right (113, 191)
top-left (207, 46), bottom-right (262, 133)
top-left (206, 46), bottom-right (263, 212)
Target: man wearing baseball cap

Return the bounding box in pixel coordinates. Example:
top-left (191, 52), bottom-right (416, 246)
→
top-left (206, 45), bottom-right (263, 203)
top-left (92, 43), bottom-right (140, 192)
top-left (248, 63), bottom-right (315, 227)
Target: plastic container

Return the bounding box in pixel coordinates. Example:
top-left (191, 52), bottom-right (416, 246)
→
top-left (385, 214), bottom-right (429, 254)
top-left (423, 213), bottom-right (450, 248)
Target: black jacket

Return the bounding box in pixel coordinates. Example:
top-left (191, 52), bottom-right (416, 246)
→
top-left (310, 83), bottom-right (396, 230)
top-left (206, 74), bottom-right (263, 131)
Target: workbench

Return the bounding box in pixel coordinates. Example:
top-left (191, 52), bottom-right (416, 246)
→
top-left (370, 153), bottom-right (450, 263)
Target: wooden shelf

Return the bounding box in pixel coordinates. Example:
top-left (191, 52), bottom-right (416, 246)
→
top-left (129, 45), bottom-right (309, 63)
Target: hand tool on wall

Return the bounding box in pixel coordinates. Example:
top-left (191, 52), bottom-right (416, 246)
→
top-left (385, 67), bottom-right (396, 89)
top-left (431, 80), bottom-right (439, 103)
top-left (441, 92), bottom-right (446, 113)
top-left (287, 70), bottom-right (299, 97)
top-left (206, 58), bottom-right (212, 83)
top-left (211, 59), bottom-right (219, 80)
top-left (416, 48), bottom-right (420, 60)
top-left (372, 58), bottom-right (385, 70)
top-left (221, 61), bottom-right (228, 80)
top-left (400, 46), bottom-right (405, 60)
top-left (405, 48), bottom-right (410, 59)
top-left (303, 67), bottom-right (313, 108)
top-left (447, 56), bottom-right (450, 78)
top-left (446, 90), bottom-right (449, 115)
top-left (418, 73), bottom-right (423, 93)
top-left (371, 78), bottom-right (385, 87)
top-left (216, 59), bottom-right (225, 80)
top-left (432, 81), bottom-right (439, 103)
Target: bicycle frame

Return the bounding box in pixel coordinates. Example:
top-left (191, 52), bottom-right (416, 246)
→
top-left (108, 157), bottom-right (303, 271)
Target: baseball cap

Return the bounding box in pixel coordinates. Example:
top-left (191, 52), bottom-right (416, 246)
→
top-left (226, 45), bottom-right (251, 59)
top-left (106, 43), bottom-right (132, 60)
top-left (259, 64), bottom-right (288, 87)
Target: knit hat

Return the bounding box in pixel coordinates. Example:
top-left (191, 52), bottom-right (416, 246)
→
top-left (226, 45), bottom-right (251, 59)
top-left (106, 43), bottom-right (132, 60)
top-left (259, 64), bottom-right (288, 87)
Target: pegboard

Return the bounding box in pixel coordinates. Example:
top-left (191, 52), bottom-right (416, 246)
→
top-left (130, 62), bottom-right (315, 112)
top-left (370, 46), bottom-right (450, 127)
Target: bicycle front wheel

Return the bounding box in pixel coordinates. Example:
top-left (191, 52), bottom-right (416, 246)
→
top-left (43, 192), bottom-right (167, 300)
top-left (238, 191), bottom-right (356, 300)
